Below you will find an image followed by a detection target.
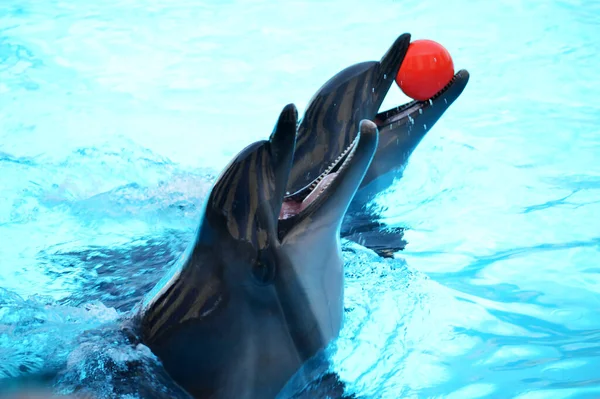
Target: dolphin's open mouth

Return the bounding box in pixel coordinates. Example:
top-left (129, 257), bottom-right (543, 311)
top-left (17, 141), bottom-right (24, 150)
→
top-left (279, 136), bottom-right (359, 220)
top-left (374, 69), bottom-right (469, 128)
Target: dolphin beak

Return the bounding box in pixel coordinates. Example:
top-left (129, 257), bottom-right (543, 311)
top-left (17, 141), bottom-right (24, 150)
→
top-left (374, 69), bottom-right (470, 129)
top-left (359, 69), bottom-right (470, 189)
top-left (307, 120), bottom-right (379, 227)
top-left (372, 33), bottom-right (412, 108)
top-left (278, 120), bottom-right (379, 237)
top-left (267, 104), bottom-right (299, 220)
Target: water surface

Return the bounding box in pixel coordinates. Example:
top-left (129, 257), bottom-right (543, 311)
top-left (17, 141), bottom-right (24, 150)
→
top-left (1, 1), bottom-right (599, 398)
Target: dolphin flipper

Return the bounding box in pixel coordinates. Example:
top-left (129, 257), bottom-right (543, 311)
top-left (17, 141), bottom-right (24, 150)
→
top-left (342, 222), bottom-right (407, 258)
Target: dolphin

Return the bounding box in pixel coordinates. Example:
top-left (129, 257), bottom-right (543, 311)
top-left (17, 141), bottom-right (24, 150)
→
top-left (127, 33), bottom-right (468, 398)
top-left (133, 104), bottom-right (379, 398)
top-left (285, 33), bottom-right (470, 257)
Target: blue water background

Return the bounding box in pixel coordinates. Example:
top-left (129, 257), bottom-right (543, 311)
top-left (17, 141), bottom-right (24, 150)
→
top-left (1, 0), bottom-right (600, 398)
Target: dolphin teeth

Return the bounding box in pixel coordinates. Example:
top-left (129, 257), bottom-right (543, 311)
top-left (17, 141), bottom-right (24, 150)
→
top-left (279, 135), bottom-right (359, 220)
top-left (308, 135), bottom-right (359, 192)
top-left (429, 72), bottom-right (459, 101)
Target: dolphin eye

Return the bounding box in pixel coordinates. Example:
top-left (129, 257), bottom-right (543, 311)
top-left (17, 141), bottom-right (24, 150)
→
top-left (251, 257), bottom-right (276, 285)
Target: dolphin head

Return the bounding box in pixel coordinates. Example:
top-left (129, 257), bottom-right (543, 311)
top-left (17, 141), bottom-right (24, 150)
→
top-left (286, 33), bottom-right (470, 206)
top-left (138, 104), bottom-right (379, 398)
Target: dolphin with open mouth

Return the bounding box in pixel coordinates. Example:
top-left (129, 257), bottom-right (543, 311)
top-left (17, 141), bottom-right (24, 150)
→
top-left (134, 105), bottom-right (379, 398)
top-left (284, 33), bottom-right (469, 257)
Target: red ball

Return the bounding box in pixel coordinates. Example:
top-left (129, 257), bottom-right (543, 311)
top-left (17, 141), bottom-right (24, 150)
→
top-left (396, 39), bottom-right (455, 101)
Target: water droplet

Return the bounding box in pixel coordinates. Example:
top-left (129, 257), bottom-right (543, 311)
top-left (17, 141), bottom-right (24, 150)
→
top-left (418, 109), bottom-right (423, 115)
top-left (444, 99), bottom-right (448, 104)
top-left (434, 57), bottom-right (437, 62)
top-left (423, 124), bottom-right (427, 130)
top-left (372, 87), bottom-right (375, 93)
top-left (383, 74), bottom-right (387, 79)
top-left (429, 99), bottom-right (433, 106)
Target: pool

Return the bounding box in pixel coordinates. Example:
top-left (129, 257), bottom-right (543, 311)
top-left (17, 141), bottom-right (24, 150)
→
top-left (1, 0), bottom-right (599, 398)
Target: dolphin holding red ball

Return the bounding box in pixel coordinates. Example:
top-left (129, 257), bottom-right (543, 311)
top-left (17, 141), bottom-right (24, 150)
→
top-left (284, 33), bottom-right (469, 257)
top-left (130, 33), bottom-right (469, 399)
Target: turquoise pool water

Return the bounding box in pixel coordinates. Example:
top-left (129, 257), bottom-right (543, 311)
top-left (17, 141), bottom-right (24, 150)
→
top-left (1, 0), bottom-right (599, 398)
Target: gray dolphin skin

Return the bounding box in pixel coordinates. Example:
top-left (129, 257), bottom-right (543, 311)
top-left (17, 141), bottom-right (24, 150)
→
top-left (135, 104), bottom-right (379, 399)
